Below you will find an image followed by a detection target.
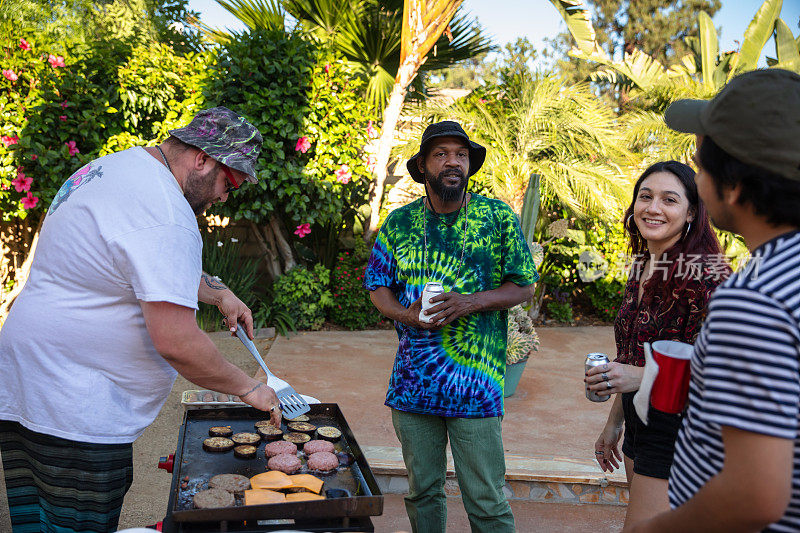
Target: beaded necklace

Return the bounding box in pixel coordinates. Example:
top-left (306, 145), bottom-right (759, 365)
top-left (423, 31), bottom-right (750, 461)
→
top-left (422, 191), bottom-right (469, 284)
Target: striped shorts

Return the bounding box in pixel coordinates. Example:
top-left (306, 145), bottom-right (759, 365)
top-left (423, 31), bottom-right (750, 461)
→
top-left (0, 420), bottom-right (133, 533)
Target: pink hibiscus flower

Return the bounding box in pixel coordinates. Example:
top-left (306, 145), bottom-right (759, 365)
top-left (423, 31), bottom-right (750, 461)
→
top-left (2, 69), bottom-right (18, 82)
top-left (30, 153), bottom-right (38, 161)
top-left (334, 164), bottom-right (351, 184)
top-left (294, 223), bottom-right (311, 238)
top-left (65, 140), bottom-right (79, 156)
top-left (295, 136), bottom-right (311, 153)
top-left (21, 192), bottom-right (39, 210)
top-left (12, 173), bottom-right (32, 192)
top-left (60, 100), bottom-right (69, 109)
top-left (1, 135), bottom-right (19, 147)
top-left (19, 38), bottom-right (31, 51)
top-left (59, 115), bottom-right (67, 122)
top-left (366, 120), bottom-right (378, 139)
top-left (364, 155), bottom-right (377, 173)
top-left (48, 54), bottom-right (65, 68)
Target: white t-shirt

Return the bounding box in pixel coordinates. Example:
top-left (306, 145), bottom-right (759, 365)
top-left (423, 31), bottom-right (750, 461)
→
top-left (0, 147), bottom-right (202, 444)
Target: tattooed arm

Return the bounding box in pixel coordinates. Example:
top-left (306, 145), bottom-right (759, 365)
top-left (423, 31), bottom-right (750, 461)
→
top-left (199, 271), bottom-right (255, 339)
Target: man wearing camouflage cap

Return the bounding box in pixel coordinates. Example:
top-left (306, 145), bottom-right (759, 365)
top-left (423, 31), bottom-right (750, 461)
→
top-left (631, 69), bottom-right (800, 532)
top-left (0, 107), bottom-right (279, 532)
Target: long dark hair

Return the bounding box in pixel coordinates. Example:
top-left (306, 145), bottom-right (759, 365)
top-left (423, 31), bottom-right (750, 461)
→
top-left (622, 161), bottom-right (725, 294)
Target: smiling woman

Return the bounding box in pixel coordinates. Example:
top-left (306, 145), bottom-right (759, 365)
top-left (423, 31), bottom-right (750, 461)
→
top-left (585, 160), bottom-right (731, 530)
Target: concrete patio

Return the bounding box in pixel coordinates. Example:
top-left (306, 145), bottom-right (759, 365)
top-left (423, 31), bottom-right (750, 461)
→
top-left (0, 326), bottom-right (627, 531)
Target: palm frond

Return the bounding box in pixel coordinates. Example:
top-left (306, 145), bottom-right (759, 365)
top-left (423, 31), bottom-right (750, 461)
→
top-left (216, 0), bottom-right (284, 30)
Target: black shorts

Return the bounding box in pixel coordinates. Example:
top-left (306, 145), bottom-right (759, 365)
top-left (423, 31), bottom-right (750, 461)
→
top-left (620, 392), bottom-right (683, 479)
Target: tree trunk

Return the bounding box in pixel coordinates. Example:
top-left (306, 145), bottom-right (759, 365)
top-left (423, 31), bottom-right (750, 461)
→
top-left (365, 61), bottom-right (418, 241)
top-left (268, 216), bottom-right (296, 273)
top-left (0, 214), bottom-right (45, 325)
top-left (249, 221), bottom-right (282, 280)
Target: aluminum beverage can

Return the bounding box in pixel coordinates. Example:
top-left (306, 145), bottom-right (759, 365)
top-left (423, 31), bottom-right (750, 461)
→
top-left (419, 282), bottom-right (444, 323)
top-left (585, 353), bottom-right (611, 402)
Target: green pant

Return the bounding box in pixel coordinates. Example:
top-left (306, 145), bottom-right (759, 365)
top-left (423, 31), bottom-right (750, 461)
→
top-left (391, 409), bottom-right (515, 533)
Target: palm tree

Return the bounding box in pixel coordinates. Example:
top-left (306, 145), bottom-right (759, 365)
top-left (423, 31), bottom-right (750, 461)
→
top-left (404, 76), bottom-right (637, 223)
top-left (281, 0), bottom-right (492, 239)
top-left (549, 0), bottom-right (800, 165)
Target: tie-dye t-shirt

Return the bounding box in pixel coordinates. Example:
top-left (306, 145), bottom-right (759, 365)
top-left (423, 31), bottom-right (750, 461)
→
top-left (365, 194), bottom-right (538, 418)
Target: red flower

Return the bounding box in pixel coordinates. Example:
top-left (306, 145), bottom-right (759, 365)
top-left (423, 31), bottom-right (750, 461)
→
top-left (30, 154), bottom-right (38, 161)
top-left (294, 223), bottom-right (311, 238)
top-left (60, 100), bottom-right (69, 109)
top-left (12, 172), bottom-right (32, 192)
top-left (65, 140), bottom-right (79, 156)
top-left (59, 115), bottom-right (67, 122)
top-left (2, 69), bottom-right (18, 82)
top-left (335, 164), bottom-right (351, 184)
top-left (295, 136), bottom-right (311, 153)
top-left (48, 54), bottom-right (65, 68)
top-left (21, 192), bottom-right (39, 209)
top-left (324, 64), bottom-right (331, 74)
top-left (19, 38), bottom-right (31, 51)
top-left (1, 135), bottom-right (19, 147)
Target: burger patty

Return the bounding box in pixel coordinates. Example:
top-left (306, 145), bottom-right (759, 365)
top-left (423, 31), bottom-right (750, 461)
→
top-left (193, 488), bottom-right (235, 509)
top-left (208, 473), bottom-right (250, 493)
top-left (267, 453), bottom-right (302, 474)
top-left (303, 440), bottom-right (335, 455)
top-left (264, 440), bottom-right (298, 458)
top-left (307, 451), bottom-right (339, 472)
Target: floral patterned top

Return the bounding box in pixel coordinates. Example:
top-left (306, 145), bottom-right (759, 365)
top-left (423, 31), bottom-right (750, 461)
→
top-left (614, 256), bottom-right (729, 367)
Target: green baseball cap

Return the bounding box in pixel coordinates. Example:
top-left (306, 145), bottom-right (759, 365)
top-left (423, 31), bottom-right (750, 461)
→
top-left (169, 106), bottom-right (263, 183)
top-left (665, 68), bottom-right (800, 181)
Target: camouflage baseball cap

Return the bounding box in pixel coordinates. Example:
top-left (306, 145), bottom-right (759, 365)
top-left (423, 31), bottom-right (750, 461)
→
top-left (169, 106), bottom-right (263, 183)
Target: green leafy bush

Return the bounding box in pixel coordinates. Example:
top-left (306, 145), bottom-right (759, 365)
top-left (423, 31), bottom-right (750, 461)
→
top-left (204, 29), bottom-right (316, 225)
top-left (546, 289), bottom-right (574, 324)
top-left (272, 264), bottom-right (333, 330)
top-left (583, 278), bottom-right (625, 322)
top-left (197, 230), bottom-right (260, 331)
top-left (253, 297), bottom-right (297, 337)
top-left (328, 240), bottom-right (383, 330)
top-left (1, 30), bottom-right (209, 221)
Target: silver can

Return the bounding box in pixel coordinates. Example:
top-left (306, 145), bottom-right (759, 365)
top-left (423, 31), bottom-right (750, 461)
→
top-left (419, 282), bottom-right (445, 323)
top-left (585, 353), bottom-right (610, 402)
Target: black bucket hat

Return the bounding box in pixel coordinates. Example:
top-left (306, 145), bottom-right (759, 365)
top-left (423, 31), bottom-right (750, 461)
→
top-left (406, 120), bottom-right (486, 183)
top-left (169, 106), bottom-right (263, 183)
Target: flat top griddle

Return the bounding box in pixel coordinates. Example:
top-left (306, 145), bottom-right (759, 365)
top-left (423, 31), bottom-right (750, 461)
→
top-left (167, 403), bottom-right (383, 524)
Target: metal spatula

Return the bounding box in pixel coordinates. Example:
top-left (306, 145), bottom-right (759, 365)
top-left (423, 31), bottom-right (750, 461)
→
top-left (234, 327), bottom-right (310, 419)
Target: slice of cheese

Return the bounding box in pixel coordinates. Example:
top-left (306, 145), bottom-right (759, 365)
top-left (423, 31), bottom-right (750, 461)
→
top-left (285, 492), bottom-right (325, 502)
top-left (250, 471), bottom-right (292, 490)
top-left (244, 489), bottom-right (286, 505)
top-left (286, 474), bottom-right (324, 494)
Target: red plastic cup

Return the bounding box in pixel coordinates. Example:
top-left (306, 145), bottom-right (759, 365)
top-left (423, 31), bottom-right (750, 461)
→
top-left (649, 340), bottom-right (694, 414)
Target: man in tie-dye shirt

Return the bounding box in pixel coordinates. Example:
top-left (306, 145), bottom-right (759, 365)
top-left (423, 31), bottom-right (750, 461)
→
top-left (365, 121), bottom-right (538, 532)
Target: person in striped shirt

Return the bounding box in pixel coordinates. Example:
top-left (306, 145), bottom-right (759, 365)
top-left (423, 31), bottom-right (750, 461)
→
top-left (630, 69), bottom-right (800, 532)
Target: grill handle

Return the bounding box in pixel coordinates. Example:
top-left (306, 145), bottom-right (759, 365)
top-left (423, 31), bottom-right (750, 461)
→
top-left (158, 454), bottom-right (174, 474)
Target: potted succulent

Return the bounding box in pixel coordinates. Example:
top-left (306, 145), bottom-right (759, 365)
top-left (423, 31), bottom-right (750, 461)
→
top-left (504, 304), bottom-right (540, 398)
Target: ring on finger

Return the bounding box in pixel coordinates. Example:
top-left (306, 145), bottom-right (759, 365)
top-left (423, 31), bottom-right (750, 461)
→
top-left (594, 451), bottom-right (604, 455)
top-left (606, 381), bottom-right (613, 390)
top-left (601, 372), bottom-right (609, 381)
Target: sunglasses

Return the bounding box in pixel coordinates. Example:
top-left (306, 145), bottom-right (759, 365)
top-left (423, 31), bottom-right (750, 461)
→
top-left (221, 164), bottom-right (243, 194)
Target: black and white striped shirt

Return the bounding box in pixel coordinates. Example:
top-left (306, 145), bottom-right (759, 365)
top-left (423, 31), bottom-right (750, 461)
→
top-left (669, 230), bottom-right (800, 531)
